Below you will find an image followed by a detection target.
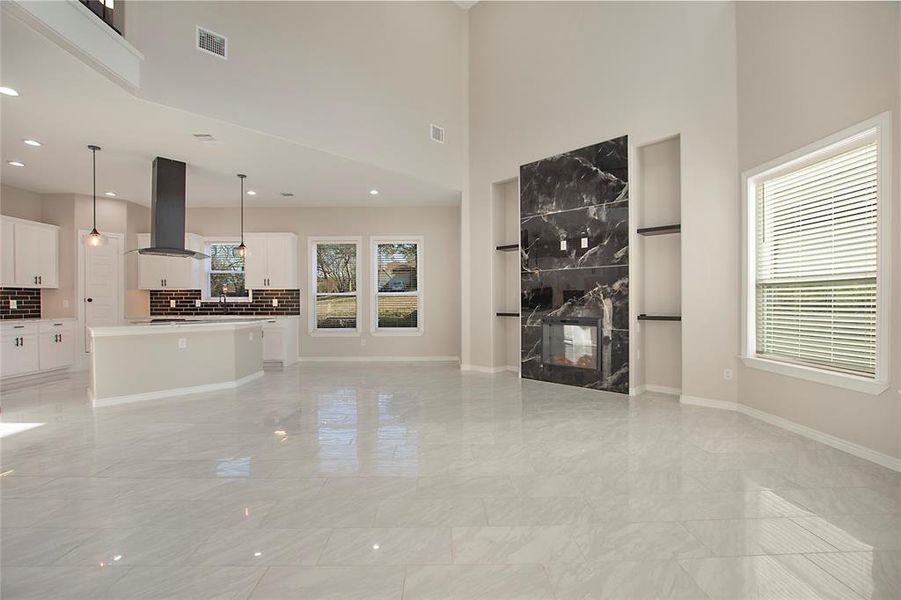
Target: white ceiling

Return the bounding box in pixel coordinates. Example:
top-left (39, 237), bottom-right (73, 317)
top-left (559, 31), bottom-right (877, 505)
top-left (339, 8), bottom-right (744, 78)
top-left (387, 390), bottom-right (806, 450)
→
top-left (0, 13), bottom-right (460, 208)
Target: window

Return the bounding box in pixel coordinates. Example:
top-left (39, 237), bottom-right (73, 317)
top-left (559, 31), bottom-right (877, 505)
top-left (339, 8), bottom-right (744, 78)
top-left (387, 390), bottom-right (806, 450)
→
top-left (205, 242), bottom-right (249, 300)
top-left (742, 114), bottom-right (891, 394)
top-left (372, 238), bottom-right (422, 334)
top-left (310, 238), bottom-right (361, 333)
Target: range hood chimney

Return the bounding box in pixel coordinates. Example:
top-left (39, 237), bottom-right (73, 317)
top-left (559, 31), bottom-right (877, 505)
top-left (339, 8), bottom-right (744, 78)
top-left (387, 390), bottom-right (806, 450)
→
top-left (131, 157), bottom-right (208, 259)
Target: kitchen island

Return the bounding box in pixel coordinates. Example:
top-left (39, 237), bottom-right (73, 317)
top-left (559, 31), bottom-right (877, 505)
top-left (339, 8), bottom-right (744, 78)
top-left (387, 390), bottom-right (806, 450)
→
top-left (89, 320), bottom-right (264, 407)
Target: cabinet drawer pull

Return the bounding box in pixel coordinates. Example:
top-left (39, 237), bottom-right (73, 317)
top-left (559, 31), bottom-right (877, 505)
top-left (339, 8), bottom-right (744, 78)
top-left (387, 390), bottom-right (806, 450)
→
top-left (13, 325), bottom-right (24, 329)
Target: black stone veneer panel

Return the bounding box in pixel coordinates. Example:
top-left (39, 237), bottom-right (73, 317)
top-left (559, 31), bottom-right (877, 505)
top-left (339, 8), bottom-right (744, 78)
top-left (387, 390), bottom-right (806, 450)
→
top-left (519, 135), bottom-right (629, 395)
top-left (520, 135), bottom-right (628, 218)
top-left (521, 201), bottom-right (628, 272)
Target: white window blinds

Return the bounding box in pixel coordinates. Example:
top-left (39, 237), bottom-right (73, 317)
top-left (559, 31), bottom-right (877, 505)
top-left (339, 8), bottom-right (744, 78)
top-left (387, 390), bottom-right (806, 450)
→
top-left (755, 140), bottom-right (879, 376)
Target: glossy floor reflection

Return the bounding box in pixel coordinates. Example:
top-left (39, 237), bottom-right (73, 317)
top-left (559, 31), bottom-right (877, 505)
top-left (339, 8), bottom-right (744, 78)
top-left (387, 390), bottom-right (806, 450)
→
top-left (1, 364), bottom-right (899, 599)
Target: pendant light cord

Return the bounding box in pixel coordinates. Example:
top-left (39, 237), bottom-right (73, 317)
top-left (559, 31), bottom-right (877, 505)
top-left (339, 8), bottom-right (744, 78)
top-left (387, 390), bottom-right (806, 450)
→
top-left (92, 146), bottom-right (97, 230)
top-left (240, 176), bottom-right (244, 245)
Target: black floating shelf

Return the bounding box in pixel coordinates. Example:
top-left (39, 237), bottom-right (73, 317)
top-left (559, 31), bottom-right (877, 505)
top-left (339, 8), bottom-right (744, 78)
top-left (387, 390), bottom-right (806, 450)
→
top-left (495, 244), bottom-right (519, 252)
top-left (637, 224), bottom-right (681, 236)
top-left (496, 312), bottom-right (520, 317)
top-left (638, 314), bottom-right (681, 322)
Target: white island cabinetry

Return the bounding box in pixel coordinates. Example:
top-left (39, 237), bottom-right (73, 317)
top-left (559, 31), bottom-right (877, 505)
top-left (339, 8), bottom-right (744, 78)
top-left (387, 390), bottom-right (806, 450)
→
top-left (89, 320), bottom-right (264, 406)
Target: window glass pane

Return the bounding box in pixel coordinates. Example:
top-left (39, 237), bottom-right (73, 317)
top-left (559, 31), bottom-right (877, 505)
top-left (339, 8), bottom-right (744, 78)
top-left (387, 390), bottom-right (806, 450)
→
top-left (316, 295), bottom-right (356, 329)
top-left (377, 295), bottom-right (417, 329)
top-left (755, 139), bottom-right (878, 377)
top-left (317, 244), bottom-right (357, 293)
top-left (210, 244), bottom-right (244, 272)
top-left (377, 243), bottom-right (417, 292)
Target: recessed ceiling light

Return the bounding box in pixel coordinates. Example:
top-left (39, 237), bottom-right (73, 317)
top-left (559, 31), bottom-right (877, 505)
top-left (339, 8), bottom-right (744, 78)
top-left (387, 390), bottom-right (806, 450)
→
top-left (105, 191), bottom-right (117, 197)
top-left (23, 139), bottom-right (42, 147)
top-left (0, 87), bottom-right (19, 97)
top-left (7, 161), bottom-right (24, 167)
top-left (247, 190), bottom-right (257, 196)
top-left (369, 189), bottom-right (379, 195)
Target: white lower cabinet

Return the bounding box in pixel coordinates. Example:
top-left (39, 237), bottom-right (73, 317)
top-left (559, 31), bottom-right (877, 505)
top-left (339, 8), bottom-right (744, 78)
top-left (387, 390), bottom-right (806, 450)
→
top-left (261, 317), bottom-right (299, 366)
top-left (1, 320), bottom-right (74, 379)
top-left (38, 321), bottom-right (75, 372)
top-left (1, 323), bottom-right (39, 377)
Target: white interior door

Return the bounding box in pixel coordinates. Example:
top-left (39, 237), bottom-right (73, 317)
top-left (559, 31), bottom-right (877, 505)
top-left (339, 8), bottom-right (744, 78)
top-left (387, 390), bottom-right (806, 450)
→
top-left (82, 233), bottom-right (123, 354)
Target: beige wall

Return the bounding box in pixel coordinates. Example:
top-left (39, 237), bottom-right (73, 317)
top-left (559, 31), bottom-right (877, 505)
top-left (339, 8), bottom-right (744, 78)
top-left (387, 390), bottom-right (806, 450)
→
top-left (466, 1), bottom-right (740, 406)
top-left (736, 1), bottom-right (901, 459)
top-left (185, 206), bottom-right (461, 360)
top-left (1, 184), bottom-right (43, 221)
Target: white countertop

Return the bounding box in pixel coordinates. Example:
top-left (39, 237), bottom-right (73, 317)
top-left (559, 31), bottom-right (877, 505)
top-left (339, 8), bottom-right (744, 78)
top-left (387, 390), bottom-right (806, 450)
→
top-left (91, 319), bottom-right (266, 337)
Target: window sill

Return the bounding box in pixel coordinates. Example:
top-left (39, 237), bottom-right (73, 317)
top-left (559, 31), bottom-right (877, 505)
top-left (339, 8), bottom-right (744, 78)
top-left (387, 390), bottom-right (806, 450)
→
top-left (309, 329), bottom-right (360, 338)
top-left (371, 329), bottom-right (424, 337)
top-left (740, 356), bottom-right (889, 395)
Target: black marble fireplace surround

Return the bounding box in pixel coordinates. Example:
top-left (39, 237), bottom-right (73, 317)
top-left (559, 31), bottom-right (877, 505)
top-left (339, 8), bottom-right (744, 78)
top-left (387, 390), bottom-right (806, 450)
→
top-left (520, 135), bottom-right (629, 393)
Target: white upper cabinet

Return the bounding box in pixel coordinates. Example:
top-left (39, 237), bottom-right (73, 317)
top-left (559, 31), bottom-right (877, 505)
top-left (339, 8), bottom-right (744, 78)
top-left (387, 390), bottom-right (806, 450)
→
top-left (243, 233), bottom-right (297, 289)
top-left (137, 233), bottom-right (204, 289)
top-left (0, 216), bottom-right (59, 288)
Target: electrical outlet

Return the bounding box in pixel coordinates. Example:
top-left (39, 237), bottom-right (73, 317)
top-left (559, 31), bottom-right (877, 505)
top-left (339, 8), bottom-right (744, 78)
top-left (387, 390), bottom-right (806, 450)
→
top-left (178, 337), bottom-right (187, 349)
top-left (170, 299), bottom-right (177, 308)
top-left (249, 332), bottom-right (254, 341)
top-left (360, 338), bottom-right (367, 346)
top-left (8, 299), bottom-right (16, 310)
top-left (272, 298), bottom-right (278, 307)
top-left (195, 300), bottom-right (201, 307)
top-left (723, 368), bottom-right (733, 381)
top-left (62, 299), bottom-right (69, 308)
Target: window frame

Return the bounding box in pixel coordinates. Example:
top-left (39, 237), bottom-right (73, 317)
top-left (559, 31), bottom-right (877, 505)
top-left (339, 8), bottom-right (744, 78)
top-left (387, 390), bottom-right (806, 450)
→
top-left (370, 236), bottom-right (424, 336)
top-left (740, 112), bottom-right (892, 395)
top-left (309, 236), bottom-right (362, 337)
top-left (202, 238), bottom-right (252, 303)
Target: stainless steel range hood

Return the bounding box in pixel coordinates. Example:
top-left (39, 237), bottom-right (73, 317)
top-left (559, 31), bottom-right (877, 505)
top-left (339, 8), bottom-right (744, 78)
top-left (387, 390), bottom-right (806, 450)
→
top-left (129, 157), bottom-right (208, 259)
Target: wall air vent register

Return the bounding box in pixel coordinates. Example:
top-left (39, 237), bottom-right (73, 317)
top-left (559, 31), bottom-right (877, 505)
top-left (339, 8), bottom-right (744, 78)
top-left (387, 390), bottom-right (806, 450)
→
top-left (196, 26), bottom-right (227, 59)
top-left (430, 123), bottom-right (446, 144)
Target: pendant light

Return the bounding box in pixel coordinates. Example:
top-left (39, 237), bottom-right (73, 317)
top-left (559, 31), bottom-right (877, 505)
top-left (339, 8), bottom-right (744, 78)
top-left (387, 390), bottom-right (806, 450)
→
top-left (86, 145), bottom-right (107, 247)
top-left (236, 174), bottom-right (247, 257)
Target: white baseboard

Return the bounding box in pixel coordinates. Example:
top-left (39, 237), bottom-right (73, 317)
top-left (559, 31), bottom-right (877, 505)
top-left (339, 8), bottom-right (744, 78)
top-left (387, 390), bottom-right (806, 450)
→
top-left (92, 370), bottom-right (264, 408)
top-left (632, 384), bottom-right (681, 396)
top-left (679, 394), bottom-right (738, 411)
top-left (297, 356), bottom-right (459, 363)
top-left (679, 394), bottom-right (901, 473)
top-left (738, 403), bottom-right (901, 473)
top-left (460, 364), bottom-right (508, 374)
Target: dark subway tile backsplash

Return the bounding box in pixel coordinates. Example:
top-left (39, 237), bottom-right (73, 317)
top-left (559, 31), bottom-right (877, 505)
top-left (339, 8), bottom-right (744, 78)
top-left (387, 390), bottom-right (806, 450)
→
top-left (0, 288), bottom-right (42, 320)
top-left (150, 289), bottom-right (301, 317)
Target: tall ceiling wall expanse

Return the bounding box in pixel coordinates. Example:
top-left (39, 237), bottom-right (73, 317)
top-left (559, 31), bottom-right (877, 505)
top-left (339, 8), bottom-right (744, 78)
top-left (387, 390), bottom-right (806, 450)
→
top-left (124, 1), bottom-right (467, 193)
top-left (466, 1), bottom-right (740, 404)
top-left (735, 1), bottom-right (901, 459)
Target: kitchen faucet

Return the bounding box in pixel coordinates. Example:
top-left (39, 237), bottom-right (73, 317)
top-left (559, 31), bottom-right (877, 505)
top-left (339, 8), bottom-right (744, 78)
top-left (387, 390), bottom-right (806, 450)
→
top-left (220, 286), bottom-right (230, 315)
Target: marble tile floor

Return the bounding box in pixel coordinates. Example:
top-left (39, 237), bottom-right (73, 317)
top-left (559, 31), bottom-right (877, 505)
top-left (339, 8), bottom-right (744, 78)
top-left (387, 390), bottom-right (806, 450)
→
top-left (0, 364), bottom-right (899, 599)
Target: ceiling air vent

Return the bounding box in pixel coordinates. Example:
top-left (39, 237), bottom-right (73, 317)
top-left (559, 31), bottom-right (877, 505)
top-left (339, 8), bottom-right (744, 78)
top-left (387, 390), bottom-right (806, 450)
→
top-left (196, 26), bottom-right (227, 59)
top-left (430, 123), bottom-right (446, 144)
top-left (192, 133), bottom-right (220, 144)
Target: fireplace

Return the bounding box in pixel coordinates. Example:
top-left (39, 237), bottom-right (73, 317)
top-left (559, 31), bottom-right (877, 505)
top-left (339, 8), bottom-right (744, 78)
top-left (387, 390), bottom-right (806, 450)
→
top-left (542, 317), bottom-right (603, 370)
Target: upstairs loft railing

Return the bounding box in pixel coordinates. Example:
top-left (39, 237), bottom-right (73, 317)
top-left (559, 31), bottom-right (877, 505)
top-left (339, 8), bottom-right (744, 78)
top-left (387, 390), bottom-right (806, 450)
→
top-left (81, 0), bottom-right (120, 35)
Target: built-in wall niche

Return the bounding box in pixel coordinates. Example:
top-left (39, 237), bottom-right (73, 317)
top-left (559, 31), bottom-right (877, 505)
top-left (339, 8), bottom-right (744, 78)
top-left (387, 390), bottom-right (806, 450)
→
top-left (634, 135), bottom-right (682, 395)
top-left (491, 178), bottom-right (520, 371)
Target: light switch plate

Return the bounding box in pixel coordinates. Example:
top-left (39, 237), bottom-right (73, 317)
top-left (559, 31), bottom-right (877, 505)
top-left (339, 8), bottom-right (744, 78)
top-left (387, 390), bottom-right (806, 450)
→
top-left (9, 299), bottom-right (16, 310)
top-left (195, 300), bottom-right (201, 307)
top-left (272, 298), bottom-right (278, 307)
top-left (170, 299), bottom-right (176, 308)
